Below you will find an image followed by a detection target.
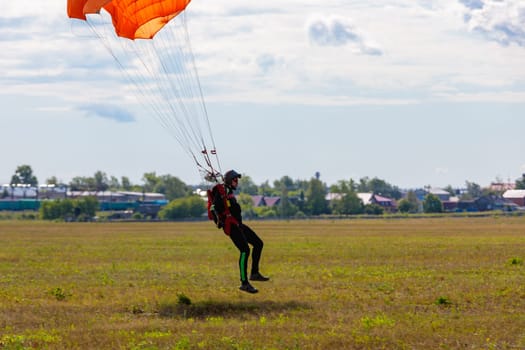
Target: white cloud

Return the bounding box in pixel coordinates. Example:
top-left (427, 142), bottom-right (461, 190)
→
top-left (192, 2), bottom-right (525, 105)
top-left (458, 0), bottom-right (484, 10)
top-left (79, 104), bottom-right (136, 123)
top-left (306, 15), bottom-right (382, 55)
top-left (462, 0), bottom-right (525, 46)
top-left (2, 1), bottom-right (525, 108)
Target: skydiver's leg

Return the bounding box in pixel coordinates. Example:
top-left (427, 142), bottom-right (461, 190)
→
top-left (240, 224), bottom-right (264, 276)
top-left (229, 224), bottom-right (250, 284)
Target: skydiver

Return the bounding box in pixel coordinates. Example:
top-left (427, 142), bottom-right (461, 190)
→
top-left (210, 170), bottom-right (269, 294)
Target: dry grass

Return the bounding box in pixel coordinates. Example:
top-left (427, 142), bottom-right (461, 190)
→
top-left (0, 217), bottom-right (524, 349)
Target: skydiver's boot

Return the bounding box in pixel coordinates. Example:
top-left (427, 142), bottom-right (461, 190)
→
top-left (250, 272), bottom-right (270, 281)
top-left (239, 282), bottom-right (258, 294)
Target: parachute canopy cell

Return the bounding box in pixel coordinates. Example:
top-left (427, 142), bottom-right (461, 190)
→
top-left (67, 0), bottom-right (191, 39)
top-left (67, 0), bottom-right (109, 20)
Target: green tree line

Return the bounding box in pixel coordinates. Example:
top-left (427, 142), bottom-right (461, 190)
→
top-left (4, 165), bottom-right (525, 220)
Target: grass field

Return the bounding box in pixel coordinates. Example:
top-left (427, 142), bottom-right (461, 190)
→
top-left (0, 216), bottom-right (524, 349)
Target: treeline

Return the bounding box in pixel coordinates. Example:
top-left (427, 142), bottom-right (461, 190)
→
top-left (4, 165), bottom-right (192, 201)
top-left (4, 165), bottom-right (406, 200)
top-left (4, 165), bottom-right (525, 220)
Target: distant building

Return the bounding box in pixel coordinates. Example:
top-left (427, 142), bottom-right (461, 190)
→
top-left (412, 188), bottom-right (451, 202)
top-left (325, 193), bottom-right (343, 201)
top-left (251, 195), bottom-right (281, 207)
top-left (428, 188), bottom-right (451, 202)
top-left (1, 184), bottom-right (38, 198)
top-left (116, 191), bottom-right (167, 202)
top-left (38, 184), bottom-right (68, 199)
top-left (66, 190), bottom-right (167, 203)
top-left (442, 197), bottom-right (460, 212)
top-left (457, 195), bottom-right (517, 212)
top-left (502, 189), bottom-right (525, 207)
top-left (357, 193), bottom-right (373, 205)
top-left (489, 182), bottom-right (515, 192)
top-left (358, 193), bottom-right (396, 212)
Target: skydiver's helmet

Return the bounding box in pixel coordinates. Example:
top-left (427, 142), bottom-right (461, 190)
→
top-left (224, 170), bottom-right (242, 185)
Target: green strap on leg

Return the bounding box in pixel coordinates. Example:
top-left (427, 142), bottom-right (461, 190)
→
top-left (240, 252), bottom-right (247, 282)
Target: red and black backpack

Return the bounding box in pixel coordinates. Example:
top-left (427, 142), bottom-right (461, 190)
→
top-left (207, 183), bottom-right (227, 228)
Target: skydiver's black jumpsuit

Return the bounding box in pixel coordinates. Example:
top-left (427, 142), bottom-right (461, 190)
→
top-left (213, 185), bottom-right (264, 284)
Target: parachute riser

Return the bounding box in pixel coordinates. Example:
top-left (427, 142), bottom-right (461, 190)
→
top-left (194, 149), bottom-right (222, 184)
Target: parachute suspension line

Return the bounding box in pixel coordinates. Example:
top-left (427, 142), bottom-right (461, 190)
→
top-left (153, 22), bottom-right (203, 152)
top-left (147, 10), bottom-right (221, 180)
top-left (181, 15), bottom-right (222, 176)
top-left (98, 14), bottom-right (204, 164)
top-left (84, 15), bottom-right (196, 161)
top-left (147, 14), bottom-right (221, 182)
top-left (135, 39), bottom-right (199, 155)
top-left (80, 7), bottom-right (221, 182)
top-left (136, 9), bottom-right (211, 167)
top-left (129, 22), bottom-right (199, 155)
top-left (85, 19), bottom-right (173, 135)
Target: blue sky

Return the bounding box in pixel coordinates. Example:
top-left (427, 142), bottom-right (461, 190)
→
top-left (1, 0), bottom-right (524, 189)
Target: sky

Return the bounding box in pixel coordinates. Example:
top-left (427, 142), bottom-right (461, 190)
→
top-left (1, 0), bottom-right (525, 189)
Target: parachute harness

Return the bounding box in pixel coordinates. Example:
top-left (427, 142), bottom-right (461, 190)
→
top-left (207, 182), bottom-right (238, 235)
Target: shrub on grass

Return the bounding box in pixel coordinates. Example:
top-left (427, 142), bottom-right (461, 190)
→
top-left (158, 195), bottom-right (206, 219)
top-left (49, 287), bottom-right (70, 301)
top-left (39, 197), bottom-right (98, 221)
top-left (508, 257), bottom-right (523, 266)
top-left (435, 296), bottom-right (452, 306)
top-left (177, 293), bottom-right (192, 306)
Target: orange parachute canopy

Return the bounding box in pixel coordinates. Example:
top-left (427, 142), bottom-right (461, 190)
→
top-left (67, 0), bottom-right (191, 39)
